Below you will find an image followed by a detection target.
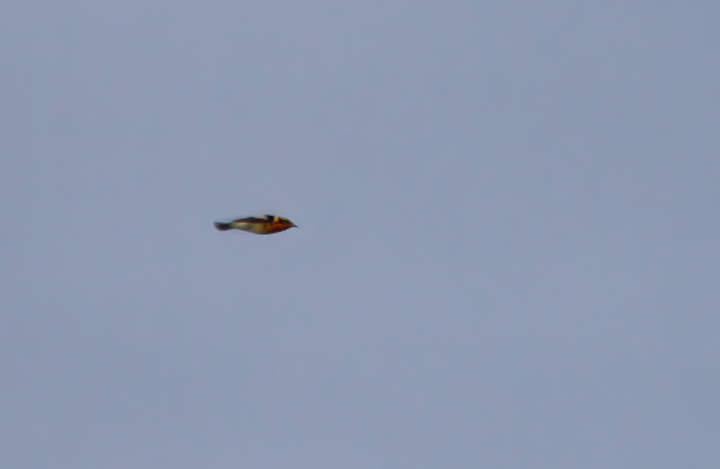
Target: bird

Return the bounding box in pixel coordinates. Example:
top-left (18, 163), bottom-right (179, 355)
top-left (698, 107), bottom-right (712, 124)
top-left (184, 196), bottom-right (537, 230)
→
top-left (213, 214), bottom-right (297, 235)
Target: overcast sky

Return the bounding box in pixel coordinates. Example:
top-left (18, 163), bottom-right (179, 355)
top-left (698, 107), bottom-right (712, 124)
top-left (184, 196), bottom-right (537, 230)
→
top-left (1, 2), bottom-right (719, 468)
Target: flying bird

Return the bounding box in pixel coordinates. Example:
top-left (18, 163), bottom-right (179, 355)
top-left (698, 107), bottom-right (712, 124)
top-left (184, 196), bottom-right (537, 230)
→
top-left (214, 214), bottom-right (297, 235)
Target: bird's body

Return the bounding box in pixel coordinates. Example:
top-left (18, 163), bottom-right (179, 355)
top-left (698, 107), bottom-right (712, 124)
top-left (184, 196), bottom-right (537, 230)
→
top-left (214, 214), bottom-right (297, 235)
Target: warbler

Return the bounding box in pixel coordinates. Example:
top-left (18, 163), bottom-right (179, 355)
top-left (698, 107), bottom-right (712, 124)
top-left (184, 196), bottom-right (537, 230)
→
top-left (214, 214), bottom-right (297, 235)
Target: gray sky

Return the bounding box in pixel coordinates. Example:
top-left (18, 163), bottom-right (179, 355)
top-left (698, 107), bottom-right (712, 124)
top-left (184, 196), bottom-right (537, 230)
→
top-left (1, 2), bottom-right (719, 468)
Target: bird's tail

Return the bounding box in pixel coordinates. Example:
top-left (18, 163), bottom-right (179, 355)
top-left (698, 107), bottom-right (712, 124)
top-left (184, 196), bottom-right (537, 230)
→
top-left (214, 221), bottom-right (233, 231)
